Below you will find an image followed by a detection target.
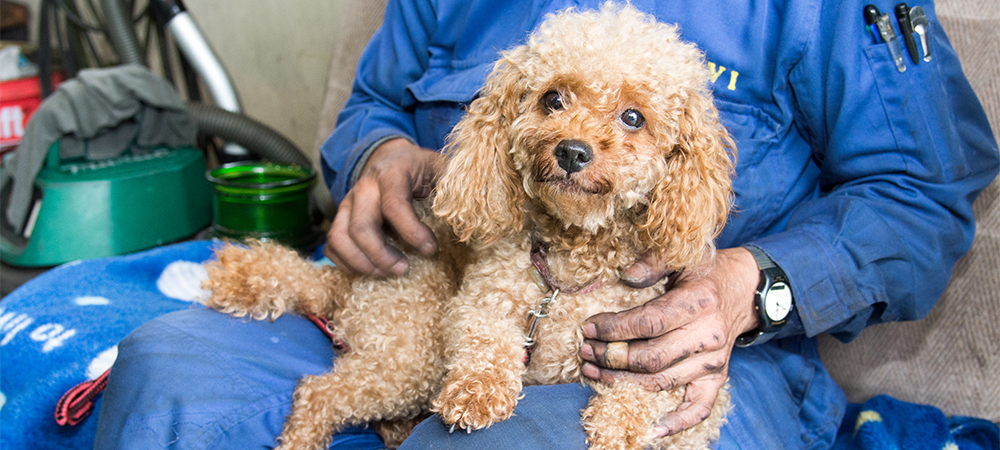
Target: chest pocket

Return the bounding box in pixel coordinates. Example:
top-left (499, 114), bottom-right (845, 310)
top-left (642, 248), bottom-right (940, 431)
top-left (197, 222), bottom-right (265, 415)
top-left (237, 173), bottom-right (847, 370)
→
top-left (862, 39), bottom-right (969, 182)
top-left (715, 98), bottom-right (780, 169)
top-left (713, 97), bottom-right (793, 245)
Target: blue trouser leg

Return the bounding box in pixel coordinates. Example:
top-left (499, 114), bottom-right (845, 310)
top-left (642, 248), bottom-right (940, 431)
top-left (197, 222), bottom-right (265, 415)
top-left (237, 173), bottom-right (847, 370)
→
top-left (95, 307), bottom-right (845, 450)
top-left (94, 307), bottom-right (384, 450)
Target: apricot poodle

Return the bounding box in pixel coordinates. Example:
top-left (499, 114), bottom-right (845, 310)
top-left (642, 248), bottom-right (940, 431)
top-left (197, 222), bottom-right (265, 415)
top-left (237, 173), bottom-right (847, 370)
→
top-left (203, 4), bottom-right (735, 450)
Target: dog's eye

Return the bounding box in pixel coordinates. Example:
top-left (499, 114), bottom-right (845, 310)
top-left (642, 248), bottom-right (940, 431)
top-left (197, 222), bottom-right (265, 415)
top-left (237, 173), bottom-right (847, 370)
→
top-left (542, 91), bottom-right (565, 112)
top-left (620, 109), bottom-right (646, 130)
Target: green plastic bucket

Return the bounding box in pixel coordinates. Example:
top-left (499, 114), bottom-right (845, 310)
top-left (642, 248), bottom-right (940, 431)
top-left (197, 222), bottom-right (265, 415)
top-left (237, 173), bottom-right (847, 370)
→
top-left (207, 161), bottom-right (319, 248)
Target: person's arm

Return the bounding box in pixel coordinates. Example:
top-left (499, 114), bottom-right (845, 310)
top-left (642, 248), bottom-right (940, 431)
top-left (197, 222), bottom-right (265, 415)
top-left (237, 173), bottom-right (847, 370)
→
top-left (319, 0), bottom-right (441, 276)
top-left (749, 0), bottom-right (999, 342)
top-left (320, 0), bottom-right (437, 204)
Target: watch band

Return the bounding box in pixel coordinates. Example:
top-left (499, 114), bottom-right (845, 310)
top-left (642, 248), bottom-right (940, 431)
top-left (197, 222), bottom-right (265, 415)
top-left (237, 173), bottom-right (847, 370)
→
top-left (747, 245), bottom-right (777, 271)
top-left (735, 245), bottom-right (793, 347)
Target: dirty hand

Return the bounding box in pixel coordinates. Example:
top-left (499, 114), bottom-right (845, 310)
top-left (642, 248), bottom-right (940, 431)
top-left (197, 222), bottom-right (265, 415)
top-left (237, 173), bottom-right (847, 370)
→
top-left (324, 138), bottom-right (441, 277)
top-left (578, 247), bottom-right (761, 436)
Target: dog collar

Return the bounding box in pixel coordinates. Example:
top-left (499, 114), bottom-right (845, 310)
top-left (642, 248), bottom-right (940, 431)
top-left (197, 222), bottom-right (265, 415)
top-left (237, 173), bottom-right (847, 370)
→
top-left (528, 240), bottom-right (603, 295)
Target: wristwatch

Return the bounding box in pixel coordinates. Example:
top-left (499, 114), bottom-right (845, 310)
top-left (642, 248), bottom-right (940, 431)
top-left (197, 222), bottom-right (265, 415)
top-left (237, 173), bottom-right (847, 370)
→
top-left (735, 245), bottom-right (794, 347)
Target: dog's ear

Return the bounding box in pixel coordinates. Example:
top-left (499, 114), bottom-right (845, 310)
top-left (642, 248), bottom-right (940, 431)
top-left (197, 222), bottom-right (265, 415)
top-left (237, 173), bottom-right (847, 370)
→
top-left (642, 94), bottom-right (735, 269)
top-left (432, 53), bottom-right (528, 246)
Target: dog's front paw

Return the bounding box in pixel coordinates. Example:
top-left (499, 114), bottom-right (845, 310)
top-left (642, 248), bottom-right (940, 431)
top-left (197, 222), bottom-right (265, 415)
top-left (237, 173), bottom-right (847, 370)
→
top-left (582, 383), bottom-right (681, 450)
top-left (432, 369), bottom-right (521, 432)
top-left (586, 427), bottom-right (642, 450)
top-left (202, 267), bottom-right (289, 321)
top-left (583, 402), bottom-right (649, 450)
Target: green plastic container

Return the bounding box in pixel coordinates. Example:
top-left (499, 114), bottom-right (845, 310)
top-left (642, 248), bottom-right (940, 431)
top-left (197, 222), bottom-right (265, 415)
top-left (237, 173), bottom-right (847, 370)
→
top-left (207, 161), bottom-right (319, 249)
top-left (0, 145), bottom-right (213, 267)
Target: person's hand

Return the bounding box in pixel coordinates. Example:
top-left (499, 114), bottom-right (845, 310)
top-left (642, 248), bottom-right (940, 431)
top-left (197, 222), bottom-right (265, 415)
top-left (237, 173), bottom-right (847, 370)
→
top-left (324, 138), bottom-right (441, 277)
top-left (578, 247), bottom-right (761, 436)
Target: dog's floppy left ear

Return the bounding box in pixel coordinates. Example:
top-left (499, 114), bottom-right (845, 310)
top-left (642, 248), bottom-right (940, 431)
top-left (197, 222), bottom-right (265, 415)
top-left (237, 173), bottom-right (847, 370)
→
top-left (433, 52), bottom-right (529, 247)
top-left (642, 94), bottom-right (735, 269)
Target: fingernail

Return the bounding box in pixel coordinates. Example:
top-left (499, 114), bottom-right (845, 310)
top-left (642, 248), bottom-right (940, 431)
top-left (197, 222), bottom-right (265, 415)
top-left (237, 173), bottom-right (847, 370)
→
top-left (581, 362), bottom-right (600, 380)
top-left (389, 260), bottom-right (408, 276)
top-left (420, 242), bottom-right (436, 256)
top-left (579, 343), bottom-right (595, 362)
top-left (655, 416), bottom-right (680, 437)
top-left (582, 323), bottom-right (597, 339)
top-left (621, 263), bottom-right (650, 283)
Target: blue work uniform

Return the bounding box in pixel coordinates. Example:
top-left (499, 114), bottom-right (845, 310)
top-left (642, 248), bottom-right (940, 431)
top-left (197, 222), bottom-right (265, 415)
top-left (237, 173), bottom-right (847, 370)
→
top-left (93, 0), bottom-right (998, 449)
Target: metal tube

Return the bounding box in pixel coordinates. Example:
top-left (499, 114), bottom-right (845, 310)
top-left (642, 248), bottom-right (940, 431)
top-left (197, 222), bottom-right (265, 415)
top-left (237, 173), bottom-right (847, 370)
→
top-left (166, 12), bottom-right (242, 114)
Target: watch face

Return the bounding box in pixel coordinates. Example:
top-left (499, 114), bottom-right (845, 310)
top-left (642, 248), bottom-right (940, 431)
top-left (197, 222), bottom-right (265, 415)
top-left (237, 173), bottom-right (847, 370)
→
top-left (765, 281), bottom-right (793, 321)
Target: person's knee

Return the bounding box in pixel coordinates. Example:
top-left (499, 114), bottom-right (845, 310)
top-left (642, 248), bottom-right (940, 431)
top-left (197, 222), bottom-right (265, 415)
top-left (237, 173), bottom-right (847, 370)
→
top-left (400, 384), bottom-right (593, 449)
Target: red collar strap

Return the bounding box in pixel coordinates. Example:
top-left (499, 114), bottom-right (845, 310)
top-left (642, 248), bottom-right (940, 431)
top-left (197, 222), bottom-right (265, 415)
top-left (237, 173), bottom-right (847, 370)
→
top-left (304, 313), bottom-right (351, 353)
top-left (522, 239), bottom-right (602, 366)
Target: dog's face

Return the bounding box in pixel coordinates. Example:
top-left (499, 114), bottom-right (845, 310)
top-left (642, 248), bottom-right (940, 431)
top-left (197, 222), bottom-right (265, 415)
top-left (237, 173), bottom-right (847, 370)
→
top-left (433, 5), bottom-right (734, 269)
top-left (511, 79), bottom-right (672, 230)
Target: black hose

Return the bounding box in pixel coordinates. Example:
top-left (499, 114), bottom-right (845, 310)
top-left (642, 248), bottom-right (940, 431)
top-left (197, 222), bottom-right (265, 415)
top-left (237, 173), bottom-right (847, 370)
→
top-left (101, 0), bottom-right (144, 65)
top-left (187, 103), bottom-right (312, 168)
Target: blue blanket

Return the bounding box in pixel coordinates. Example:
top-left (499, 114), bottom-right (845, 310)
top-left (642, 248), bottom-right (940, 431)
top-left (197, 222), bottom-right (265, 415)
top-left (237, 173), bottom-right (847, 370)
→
top-left (1, 240), bottom-right (218, 450)
top-left (1, 241), bottom-right (997, 450)
top-left (834, 395), bottom-right (999, 450)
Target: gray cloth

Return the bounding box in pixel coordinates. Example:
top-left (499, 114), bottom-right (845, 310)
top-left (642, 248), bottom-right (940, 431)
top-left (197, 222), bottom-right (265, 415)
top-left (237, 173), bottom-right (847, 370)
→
top-left (0, 64), bottom-right (196, 233)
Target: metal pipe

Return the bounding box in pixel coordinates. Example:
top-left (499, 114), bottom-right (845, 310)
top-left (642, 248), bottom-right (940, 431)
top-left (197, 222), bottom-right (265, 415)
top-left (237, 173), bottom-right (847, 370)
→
top-left (166, 11), bottom-right (243, 115)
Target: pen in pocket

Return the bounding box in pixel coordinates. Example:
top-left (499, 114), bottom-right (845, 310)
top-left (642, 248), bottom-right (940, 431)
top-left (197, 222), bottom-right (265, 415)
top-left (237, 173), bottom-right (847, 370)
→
top-left (876, 11), bottom-right (907, 72)
top-left (908, 6), bottom-right (932, 62)
top-left (895, 3), bottom-right (920, 65)
top-left (864, 4), bottom-right (882, 44)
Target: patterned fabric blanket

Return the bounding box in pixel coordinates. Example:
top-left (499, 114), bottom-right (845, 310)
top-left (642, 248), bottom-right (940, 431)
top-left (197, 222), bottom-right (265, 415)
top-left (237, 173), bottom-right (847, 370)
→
top-left (1, 240), bottom-right (216, 450)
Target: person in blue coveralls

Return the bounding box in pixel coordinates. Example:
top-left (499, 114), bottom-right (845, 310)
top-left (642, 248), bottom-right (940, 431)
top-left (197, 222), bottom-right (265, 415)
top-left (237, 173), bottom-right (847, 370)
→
top-left (94, 1), bottom-right (999, 449)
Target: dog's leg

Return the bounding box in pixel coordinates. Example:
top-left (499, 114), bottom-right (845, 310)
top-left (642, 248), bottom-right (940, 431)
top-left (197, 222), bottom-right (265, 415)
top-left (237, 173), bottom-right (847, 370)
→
top-left (277, 350), bottom-right (445, 450)
top-left (276, 259), bottom-right (451, 450)
top-left (648, 385), bottom-right (729, 450)
top-left (432, 298), bottom-right (527, 432)
top-left (582, 382), bottom-right (729, 450)
top-left (203, 241), bottom-right (344, 320)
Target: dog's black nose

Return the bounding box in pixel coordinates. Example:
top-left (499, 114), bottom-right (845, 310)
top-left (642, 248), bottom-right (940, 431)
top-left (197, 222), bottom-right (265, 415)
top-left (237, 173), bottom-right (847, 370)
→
top-left (554, 140), bottom-right (593, 174)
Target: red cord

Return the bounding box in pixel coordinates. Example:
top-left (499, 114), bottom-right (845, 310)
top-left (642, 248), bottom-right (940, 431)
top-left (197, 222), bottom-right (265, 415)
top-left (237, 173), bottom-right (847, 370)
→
top-left (54, 369), bottom-right (110, 426)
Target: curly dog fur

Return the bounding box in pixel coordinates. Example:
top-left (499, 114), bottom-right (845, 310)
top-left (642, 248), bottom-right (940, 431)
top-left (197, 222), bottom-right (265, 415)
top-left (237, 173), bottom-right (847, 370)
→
top-left (204, 4), bottom-right (735, 449)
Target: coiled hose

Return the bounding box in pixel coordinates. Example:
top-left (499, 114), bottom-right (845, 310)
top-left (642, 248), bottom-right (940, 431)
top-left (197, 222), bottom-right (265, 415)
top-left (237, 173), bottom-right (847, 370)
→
top-left (101, 0), bottom-right (144, 66)
top-left (187, 103), bottom-right (311, 167)
top-left (100, 0), bottom-right (312, 168)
